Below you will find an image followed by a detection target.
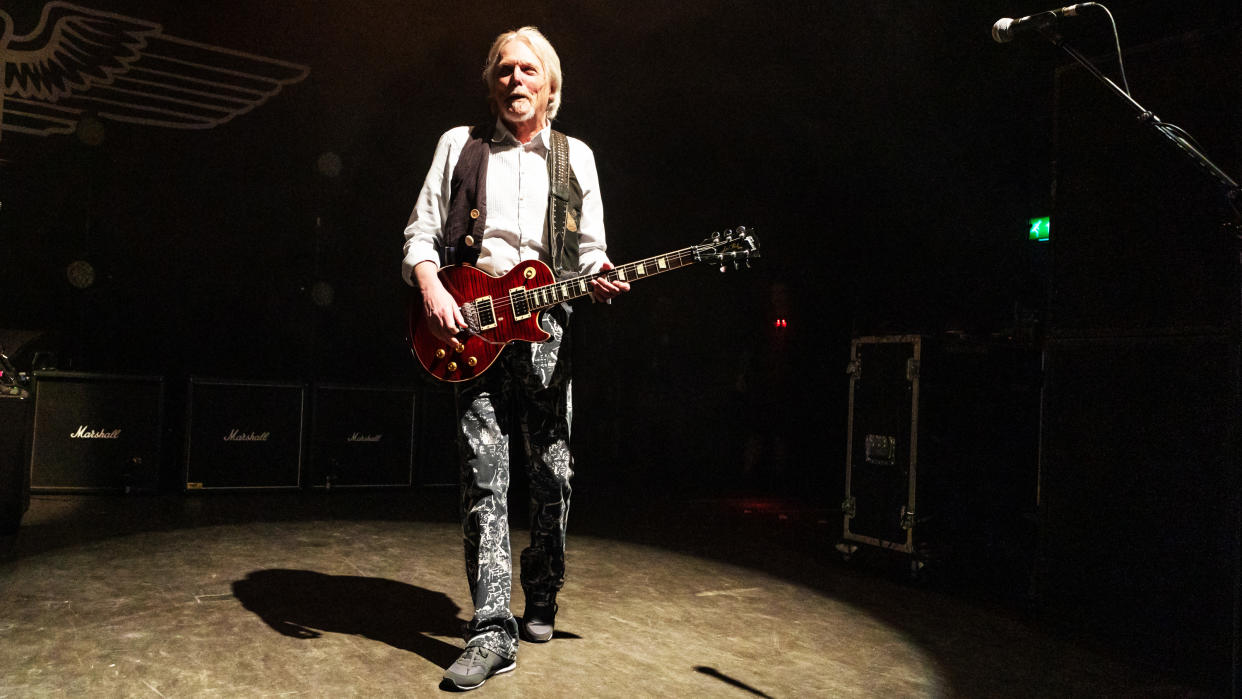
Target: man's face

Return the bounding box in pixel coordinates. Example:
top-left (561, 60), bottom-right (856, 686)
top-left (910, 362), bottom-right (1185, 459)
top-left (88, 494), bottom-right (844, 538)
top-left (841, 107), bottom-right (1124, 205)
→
top-left (491, 39), bottom-right (549, 128)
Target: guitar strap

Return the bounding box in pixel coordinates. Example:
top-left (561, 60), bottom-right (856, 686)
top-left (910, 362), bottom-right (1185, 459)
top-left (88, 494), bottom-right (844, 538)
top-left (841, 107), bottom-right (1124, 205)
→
top-left (546, 130), bottom-right (578, 280)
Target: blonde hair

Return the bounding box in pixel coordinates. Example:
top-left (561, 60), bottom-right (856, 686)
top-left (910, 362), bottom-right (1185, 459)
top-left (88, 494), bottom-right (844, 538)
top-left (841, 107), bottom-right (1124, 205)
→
top-left (483, 26), bottom-right (563, 120)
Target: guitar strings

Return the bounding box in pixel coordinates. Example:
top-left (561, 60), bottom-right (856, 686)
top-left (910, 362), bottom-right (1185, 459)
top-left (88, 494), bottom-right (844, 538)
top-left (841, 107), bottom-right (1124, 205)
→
top-left (478, 247), bottom-right (700, 317)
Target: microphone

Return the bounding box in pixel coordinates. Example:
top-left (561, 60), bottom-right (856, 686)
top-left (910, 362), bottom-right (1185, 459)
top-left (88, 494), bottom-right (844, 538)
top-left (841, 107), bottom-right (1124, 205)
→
top-left (992, 4), bottom-right (1087, 43)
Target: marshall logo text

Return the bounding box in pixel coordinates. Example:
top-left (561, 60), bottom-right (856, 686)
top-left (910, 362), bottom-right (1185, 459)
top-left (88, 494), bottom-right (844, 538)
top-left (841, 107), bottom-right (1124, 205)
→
top-left (347, 433), bottom-right (383, 443)
top-left (70, 425), bottom-right (122, 439)
top-left (224, 429), bottom-right (271, 442)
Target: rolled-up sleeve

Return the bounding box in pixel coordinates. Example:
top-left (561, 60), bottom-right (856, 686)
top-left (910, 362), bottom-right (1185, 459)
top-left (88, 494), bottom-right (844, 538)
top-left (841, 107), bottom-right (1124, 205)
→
top-left (401, 127), bottom-right (469, 286)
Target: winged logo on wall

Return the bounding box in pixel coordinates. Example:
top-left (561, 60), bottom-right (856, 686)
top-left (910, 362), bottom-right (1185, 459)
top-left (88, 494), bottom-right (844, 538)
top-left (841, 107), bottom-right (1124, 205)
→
top-left (0, 1), bottom-right (310, 143)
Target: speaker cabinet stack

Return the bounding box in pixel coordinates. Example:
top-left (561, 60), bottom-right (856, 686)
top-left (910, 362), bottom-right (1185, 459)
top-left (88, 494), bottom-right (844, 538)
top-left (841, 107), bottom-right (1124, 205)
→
top-left (28, 372), bottom-right (164, 492)
top-left (414, 384), bottom-right (459, 487)
top-left (0, 390), bottom-right (32, 533)
top-left (1039, 26), bottom-right (1241, 690)
top-left (307, 384), bottom-right (415, 489)
top-left (184, 378), bottom-right (305, 490)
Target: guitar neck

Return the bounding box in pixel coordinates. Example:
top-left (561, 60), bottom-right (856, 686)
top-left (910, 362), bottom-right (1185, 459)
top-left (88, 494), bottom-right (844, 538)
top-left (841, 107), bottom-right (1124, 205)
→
top-left (524, 247), bottom-right (701, 310)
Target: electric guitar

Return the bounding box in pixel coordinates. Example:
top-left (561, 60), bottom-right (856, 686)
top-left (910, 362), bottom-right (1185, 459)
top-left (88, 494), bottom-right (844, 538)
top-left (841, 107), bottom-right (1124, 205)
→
top-left (408, 227), bottom-right (760, 382)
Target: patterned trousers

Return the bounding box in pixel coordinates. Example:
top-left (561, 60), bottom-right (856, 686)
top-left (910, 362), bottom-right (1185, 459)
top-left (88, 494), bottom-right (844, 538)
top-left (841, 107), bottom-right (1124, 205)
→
top-left (455, 308), bottom-right (573, 660)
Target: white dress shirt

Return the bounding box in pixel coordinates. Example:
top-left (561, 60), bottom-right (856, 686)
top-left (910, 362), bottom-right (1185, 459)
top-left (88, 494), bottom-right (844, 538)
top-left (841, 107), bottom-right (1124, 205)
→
top-left (402, 120), bottom-right (610, 284)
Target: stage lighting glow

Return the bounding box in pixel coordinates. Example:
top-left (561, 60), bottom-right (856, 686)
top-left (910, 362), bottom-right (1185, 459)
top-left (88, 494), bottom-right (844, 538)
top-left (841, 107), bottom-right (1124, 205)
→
top-left (65, 260), bottom-right (95, 289)
top-left (317, 152), bottom-right (342, 178)
top-left (75, 116), bottom-right (106, 146)
top-left (310, 281), bottom-right (335, 307)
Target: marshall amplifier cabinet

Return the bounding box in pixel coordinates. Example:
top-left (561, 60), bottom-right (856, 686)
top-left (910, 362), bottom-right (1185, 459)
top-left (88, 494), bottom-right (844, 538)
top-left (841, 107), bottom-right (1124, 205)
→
top-left (1, 390), bottom-right (32, 533)
top-left (184, 378), bottom-right (305, 490)
top-left (415, 384), bottom-right (459, 487)
top-left (28, 372), bottom-right (164, 492)
top-left (307, 384), bottom-right (415, 489)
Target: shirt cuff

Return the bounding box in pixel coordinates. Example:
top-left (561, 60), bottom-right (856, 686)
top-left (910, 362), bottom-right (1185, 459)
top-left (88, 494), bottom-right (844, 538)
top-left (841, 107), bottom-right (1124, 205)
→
top-left (402, 252), bottom-right (440, 286)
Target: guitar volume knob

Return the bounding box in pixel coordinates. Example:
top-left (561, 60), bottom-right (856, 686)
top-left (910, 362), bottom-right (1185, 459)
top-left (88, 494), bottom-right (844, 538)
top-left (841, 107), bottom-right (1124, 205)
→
top-left (447, 361), bottom-right (458, 372)
top-left (467, 357), bottom-right (478, 367)
top-left (454, 344), bottom-right (466, 353)
top-left (435, 348), bottom-right (446, 359)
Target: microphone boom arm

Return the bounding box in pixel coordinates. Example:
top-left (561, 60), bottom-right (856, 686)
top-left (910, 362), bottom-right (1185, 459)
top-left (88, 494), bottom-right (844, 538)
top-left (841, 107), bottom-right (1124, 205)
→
top-left (1039, 26), bottom-right (1242, 219)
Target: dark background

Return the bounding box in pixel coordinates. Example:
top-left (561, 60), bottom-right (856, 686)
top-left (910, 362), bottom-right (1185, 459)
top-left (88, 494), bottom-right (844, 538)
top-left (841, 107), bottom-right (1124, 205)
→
top-left (1, 0), bottom-right (1238, 496)
top-left (4, 0), bottom-right (1242, 689)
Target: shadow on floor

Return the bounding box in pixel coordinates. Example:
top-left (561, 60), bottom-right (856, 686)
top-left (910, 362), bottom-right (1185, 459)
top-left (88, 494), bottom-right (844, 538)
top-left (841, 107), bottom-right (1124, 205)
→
top-left (694, 666), bottom-right (775, 698)
top-left (1, 487), bottom-right (1220, 695)
top-left (232, 568), bottom-right (464, 668)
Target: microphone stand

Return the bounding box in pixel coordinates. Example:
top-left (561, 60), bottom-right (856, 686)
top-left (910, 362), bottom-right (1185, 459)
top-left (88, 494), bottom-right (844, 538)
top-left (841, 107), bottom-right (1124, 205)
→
top-left (1036, 25), bottom-right (1242, 698)
top-left (1038, 27), bottom-right (1242, 216)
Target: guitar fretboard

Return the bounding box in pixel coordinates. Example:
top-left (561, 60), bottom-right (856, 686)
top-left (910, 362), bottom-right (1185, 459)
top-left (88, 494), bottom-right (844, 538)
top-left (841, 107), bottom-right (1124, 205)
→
top-left (521, 247), bottom-right (701, 311)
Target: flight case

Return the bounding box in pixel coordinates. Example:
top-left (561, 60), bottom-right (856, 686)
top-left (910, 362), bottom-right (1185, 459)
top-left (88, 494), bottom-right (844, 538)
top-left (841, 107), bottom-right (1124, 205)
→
top-left (841, 335), bottom-right (1040, 577)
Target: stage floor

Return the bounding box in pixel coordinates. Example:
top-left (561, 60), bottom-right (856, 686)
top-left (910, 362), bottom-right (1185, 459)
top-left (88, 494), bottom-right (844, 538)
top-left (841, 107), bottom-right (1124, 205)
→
top-left (0, 490), bottom-right (1189, 697)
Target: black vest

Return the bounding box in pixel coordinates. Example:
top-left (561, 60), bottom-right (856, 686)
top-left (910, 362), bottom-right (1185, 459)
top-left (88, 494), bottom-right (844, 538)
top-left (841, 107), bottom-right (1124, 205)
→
top-left (444, 123), bottom-right (584, 279)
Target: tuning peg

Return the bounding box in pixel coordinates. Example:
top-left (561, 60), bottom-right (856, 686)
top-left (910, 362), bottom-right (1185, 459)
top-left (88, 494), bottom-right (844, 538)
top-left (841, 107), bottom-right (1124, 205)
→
top-left (736, 225), bottom-right (747, 236)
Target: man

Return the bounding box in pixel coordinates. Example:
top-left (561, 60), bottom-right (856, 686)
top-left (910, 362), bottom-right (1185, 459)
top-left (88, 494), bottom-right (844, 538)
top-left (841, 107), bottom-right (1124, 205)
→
top-left (401, 26), bottom-right (628, 690)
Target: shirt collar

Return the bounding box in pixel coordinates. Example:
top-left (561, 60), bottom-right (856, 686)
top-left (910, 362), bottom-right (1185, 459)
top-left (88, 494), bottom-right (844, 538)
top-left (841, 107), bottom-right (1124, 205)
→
top-left (492, 118), bottom-right (550, 150)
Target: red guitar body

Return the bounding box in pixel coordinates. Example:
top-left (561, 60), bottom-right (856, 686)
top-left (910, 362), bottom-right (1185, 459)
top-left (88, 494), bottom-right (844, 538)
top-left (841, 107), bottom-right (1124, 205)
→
top-left (408, 260), bottom-right (556, 383)
top-left (408, 227), bottom-right (760, 383)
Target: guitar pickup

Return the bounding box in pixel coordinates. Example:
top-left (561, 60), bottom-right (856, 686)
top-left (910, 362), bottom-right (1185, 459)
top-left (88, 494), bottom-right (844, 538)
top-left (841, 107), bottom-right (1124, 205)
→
top-left (465, 297), bottom-right (497, 331)
top-left (509, 287), bottom-right (531, 320)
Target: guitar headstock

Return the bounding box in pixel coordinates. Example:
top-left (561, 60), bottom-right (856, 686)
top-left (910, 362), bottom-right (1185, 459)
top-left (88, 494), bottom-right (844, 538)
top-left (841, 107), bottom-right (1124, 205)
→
top-left (694, 226), bottom-right (761, 271)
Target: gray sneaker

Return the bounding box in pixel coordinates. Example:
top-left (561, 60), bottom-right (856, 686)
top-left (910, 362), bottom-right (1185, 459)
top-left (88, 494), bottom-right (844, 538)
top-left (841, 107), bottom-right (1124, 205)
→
top-left (442, 645), bottom-right (515, 691)
top-left (520, 602), bottom-right (557, 643)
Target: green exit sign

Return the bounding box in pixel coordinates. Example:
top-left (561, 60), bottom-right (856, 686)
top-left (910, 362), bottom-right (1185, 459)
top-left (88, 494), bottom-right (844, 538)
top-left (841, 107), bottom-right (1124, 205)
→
top-left (1029, 216), bottom-right (1050, 242)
